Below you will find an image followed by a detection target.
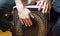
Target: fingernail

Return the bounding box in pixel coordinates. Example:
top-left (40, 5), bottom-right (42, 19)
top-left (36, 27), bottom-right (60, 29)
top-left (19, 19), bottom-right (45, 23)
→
top-left (25, 24), bottom-right (27, 27)
top-left (32, 16), bottom-right (34, 18)
top-left (31, 15), bottom-right (34, 18)
top-left (42, 11), bottom-right (44, 14)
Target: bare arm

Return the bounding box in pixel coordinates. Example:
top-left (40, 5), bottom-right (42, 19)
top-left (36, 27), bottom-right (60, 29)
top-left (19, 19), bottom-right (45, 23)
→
top-left (14, 0), bottom-right (24, 8)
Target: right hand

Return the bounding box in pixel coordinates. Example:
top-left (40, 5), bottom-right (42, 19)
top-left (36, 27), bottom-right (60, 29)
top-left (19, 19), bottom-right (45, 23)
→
top-left (18, 8), bottom-right (34, 27)
top-left (14, 6), bottom-right (34, 27)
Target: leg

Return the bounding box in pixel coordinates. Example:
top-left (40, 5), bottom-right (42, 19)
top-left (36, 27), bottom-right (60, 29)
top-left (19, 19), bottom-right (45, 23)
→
top-left (0, 0), bottom-right (15, 10)
top-left (0, 0), bottom-right (15, 32)
top-left (0, 0), bottom-right (8, 7)
top-left (52, 16), bottom-right (60, 36)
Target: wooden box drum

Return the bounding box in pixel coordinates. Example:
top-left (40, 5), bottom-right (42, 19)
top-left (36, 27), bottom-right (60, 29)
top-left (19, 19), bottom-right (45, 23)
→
top-left (13, 6), bottom-right (48, 36)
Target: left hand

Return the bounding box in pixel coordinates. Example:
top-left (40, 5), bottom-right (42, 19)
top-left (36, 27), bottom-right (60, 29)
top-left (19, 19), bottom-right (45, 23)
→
top-left (36, 0), bottom-right (52, 13)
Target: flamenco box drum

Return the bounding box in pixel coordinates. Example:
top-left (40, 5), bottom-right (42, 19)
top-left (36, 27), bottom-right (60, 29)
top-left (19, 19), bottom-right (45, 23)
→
top-left (13, 6), bottom-right (48, 36)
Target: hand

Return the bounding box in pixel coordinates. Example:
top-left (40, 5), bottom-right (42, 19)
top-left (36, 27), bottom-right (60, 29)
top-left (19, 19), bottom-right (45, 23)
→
top-left (16, 6), bottom-right (34, 27)
top-left (37, 0), bottom-right (51, 13)
top-left (14, 0), bottom-right (34, 27)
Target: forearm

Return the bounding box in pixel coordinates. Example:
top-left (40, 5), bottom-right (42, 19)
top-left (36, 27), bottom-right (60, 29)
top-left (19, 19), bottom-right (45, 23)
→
top-left (14, 0), bottom-right (24, 8)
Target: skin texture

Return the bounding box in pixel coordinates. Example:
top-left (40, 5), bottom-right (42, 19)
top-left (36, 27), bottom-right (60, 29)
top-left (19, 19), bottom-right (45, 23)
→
top-left (14, 0), bottom-right (34, 27)
top-left (14, 0), bottom-right (52, 27)
top-left (37, 0), bottom-right (51, 13)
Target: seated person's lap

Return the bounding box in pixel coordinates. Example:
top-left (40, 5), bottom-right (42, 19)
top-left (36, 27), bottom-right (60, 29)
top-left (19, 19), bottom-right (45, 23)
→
top-left (0, 0), bottom-right (15, 11)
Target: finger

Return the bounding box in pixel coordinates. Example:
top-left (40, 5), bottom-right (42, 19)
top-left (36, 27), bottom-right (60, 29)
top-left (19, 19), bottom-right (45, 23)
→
top-left (20, 18), bottom-right (24, 24)
top-left (42, 2), bottom-right (47, 13)
top-left (36, 1), bottom-right (41, 6)
top-left (22, 19), bottom-right (28, 26)
top-left (38, 1), bottom-right (44, 11)
top-left (27, 18), bottom-right (32, 27)
top-left (45, 4), bottom-right (48, 13)
top-left (25, 18), bottom-right (31, 27)
top-left (29, 13), bottom-right (34, 18)
top-left (47, 4), bottom-right (51, 13)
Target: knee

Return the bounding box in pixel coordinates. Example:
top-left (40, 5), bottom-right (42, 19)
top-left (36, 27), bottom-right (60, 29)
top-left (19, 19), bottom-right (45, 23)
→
top-left (52, 25), bottom-right (60, 36)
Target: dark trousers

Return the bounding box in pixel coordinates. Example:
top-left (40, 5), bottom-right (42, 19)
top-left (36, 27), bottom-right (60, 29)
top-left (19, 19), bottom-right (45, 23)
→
top-left (50, 7), bottom-right (60, 36)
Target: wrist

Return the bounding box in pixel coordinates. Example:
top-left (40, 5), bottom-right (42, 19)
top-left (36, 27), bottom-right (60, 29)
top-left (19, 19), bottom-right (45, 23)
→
top-left (13, 5), bottom-right (24, 9)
